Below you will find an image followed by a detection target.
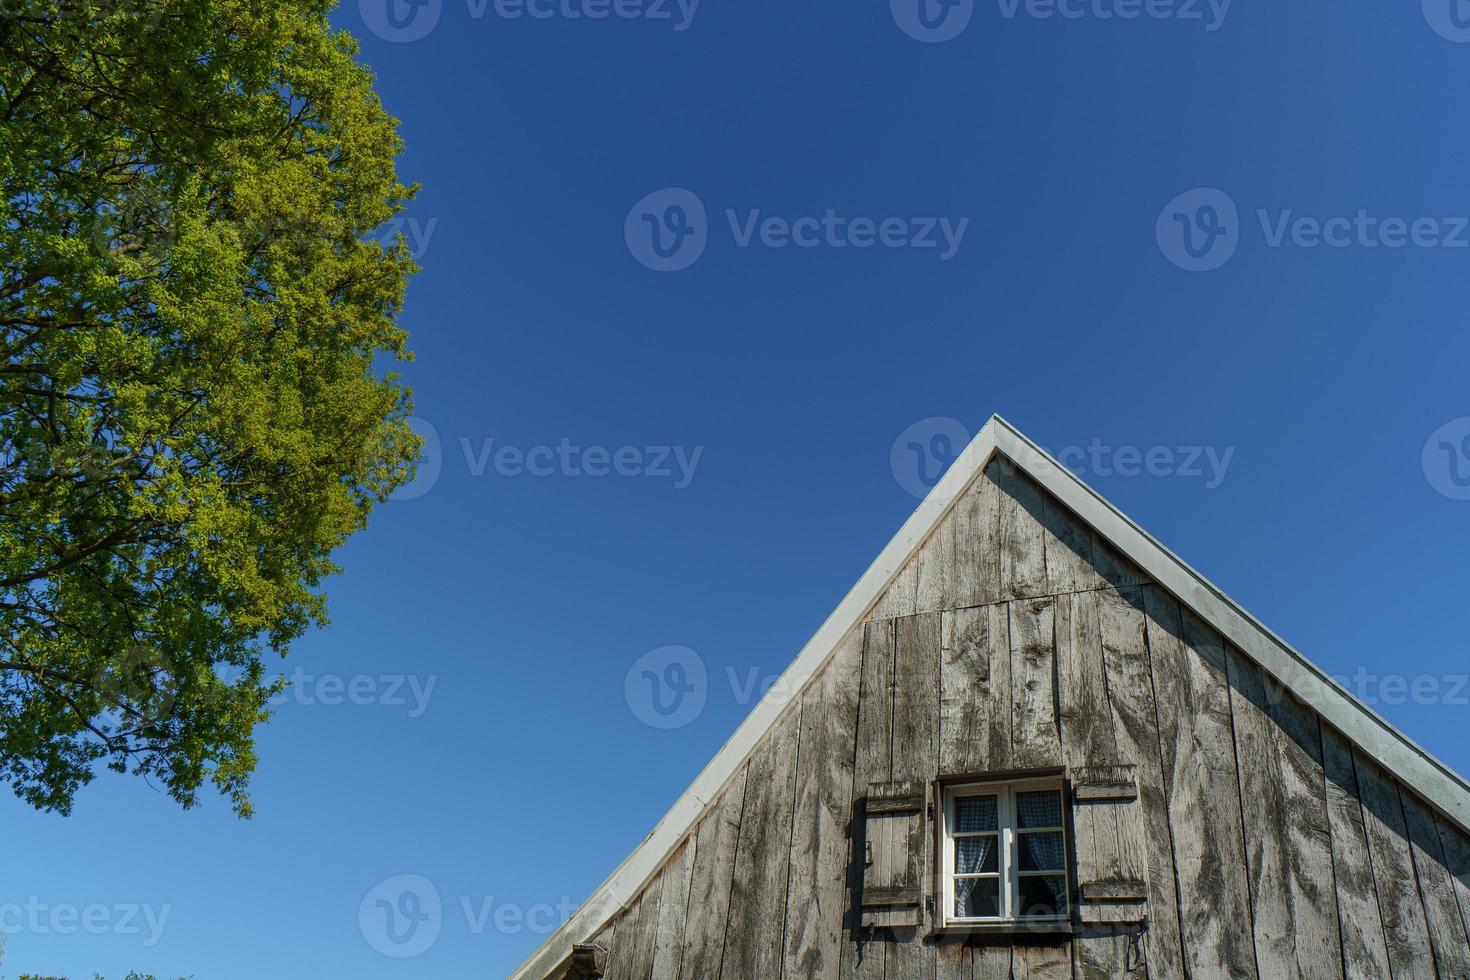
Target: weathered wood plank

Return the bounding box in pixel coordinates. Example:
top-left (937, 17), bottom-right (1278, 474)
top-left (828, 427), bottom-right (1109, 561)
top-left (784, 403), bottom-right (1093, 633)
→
top-left (839, 620), bottom-right (899, 980)
top-left (914, 474), bottom-right (989, 615)
top-left (935, 935), bottom-right (974, 980)
top-left (1355, 750), bottom-right (1436, 979)
top-left (990, 458), bottom-right (1048, 600)
top-left (1436, 811), bottom-right (1470, 960)
top-left (871, 540), bottom-right (920, 622)
top-left (1012, 941), bottom-right (1071, 979)
top-left (720, 705), bottom-right (803, 980)
top-left (587, 918), bottom-right (617, 980)
top-left (1089, 531), bottom-right (1150, 591)
top-left (1009, 596), bottom-right (1061, 769)
top-left (679, 767), bottom-right (749, 980)
top-left (609, 871), bottom-right (662, 980)
top-left (649, 838), bottom-right (696, 980)
top-left (1142, 589), bottom-right (1250, 980)
top-left (1056, 589), bottom-right (1146, 961)
top-left (1040, 491), bottom-right (1099, 595)
top-left (601, 888), bottom-right (644, 980)
top-left (1055, 590), bottom-right (1114, 768)
top-left (1319, 726), bottom-right (1393, 980)
top-left (886, 612), bottom-right (942, 978)
top-left (972, 942), bottom-right (1013, 979)
top-left (1226, 647), bottom-right (1343, 980)
top-left (1074, 927), bottom-right (1147, 979)
top-left (1400, 788), bottom-right (1470, 979)
top-left (780, 627), bottom-right (863, 980)
top-left (940, 602), bottom-right (1011, 774)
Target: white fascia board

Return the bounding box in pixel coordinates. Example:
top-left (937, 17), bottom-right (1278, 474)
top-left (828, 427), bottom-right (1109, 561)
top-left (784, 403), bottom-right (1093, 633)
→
top-left (508, 415), bottom-right (1470, 979)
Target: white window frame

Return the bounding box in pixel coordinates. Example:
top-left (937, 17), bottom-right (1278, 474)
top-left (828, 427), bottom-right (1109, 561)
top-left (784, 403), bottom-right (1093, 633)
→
top-left (938, 775), bottom-right (1071, 927)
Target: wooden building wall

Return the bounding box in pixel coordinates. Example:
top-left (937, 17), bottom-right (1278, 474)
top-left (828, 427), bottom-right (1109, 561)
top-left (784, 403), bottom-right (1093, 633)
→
top-left (577, 458), bottom-right (1470, 980)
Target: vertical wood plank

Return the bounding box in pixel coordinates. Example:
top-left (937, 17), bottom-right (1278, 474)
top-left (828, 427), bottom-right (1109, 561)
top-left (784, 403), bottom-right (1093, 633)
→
top-left (1436, 812), bottom-right (1470, 959)
top-left (914, 476), bottom-right (987, 615)
top-left (1400, 788), bottom-right (1470, 979)
top-left (680, 767), bottom-right (749, 980)
top-left (1319, 727), bottom-right (1393, 980)
top-left (649, 839), bottom-right (696, 980)
top-left (1226, 648), bottom-right (1343, 980)
top-left (1012, 942), bottom-right (1071, 980)
top-left (781, 627), bottom-right (863, 980)
top-left (1040, 492), bottom-right (1099, 595)
top-left (614, 872), bottom-right (663, 980)
top-left (589, 918), bottom-right (618, 980)
top-left (1009, 596), bottom-right (1061, 769)
top-left (972, 943), bottom-right (1013, 979)
top-left (1142, 591), bottom-right (1251, 979)
top-left (1057, 589), bottom-right (1147, 976)
top-left (886, 611), bottom-right (942, 979)
top-left (602, 888), bottom-right (647, 980)
top-left (940, 602), bottom-right (1011, 774)
top-left (720, 706), bottom-right (803, 980)
top-left (839, 620), bottom-right (899, 980)
top-left (990, 458), bottom-right (1048, 600)
top-left (1075, 927), bottom-right (1147, 979)
top-left (1355, 750), bottom-right (1436, 979)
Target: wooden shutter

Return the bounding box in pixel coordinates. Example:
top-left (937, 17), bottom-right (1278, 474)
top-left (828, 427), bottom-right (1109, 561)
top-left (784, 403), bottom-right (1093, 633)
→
top-left (859, 780), bottom-right (925, 928)
top-left (1069, 765), bottom-right (1149, 924)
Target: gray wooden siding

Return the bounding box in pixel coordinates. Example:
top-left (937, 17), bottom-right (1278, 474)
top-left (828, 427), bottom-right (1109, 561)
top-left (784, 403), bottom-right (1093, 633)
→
top-left (581, 459), bottom-right (1470, 979)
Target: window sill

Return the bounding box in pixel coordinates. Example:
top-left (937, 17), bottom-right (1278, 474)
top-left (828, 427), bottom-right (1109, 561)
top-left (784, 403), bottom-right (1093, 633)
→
top-left (931, 920), bottom-right (1075, 937)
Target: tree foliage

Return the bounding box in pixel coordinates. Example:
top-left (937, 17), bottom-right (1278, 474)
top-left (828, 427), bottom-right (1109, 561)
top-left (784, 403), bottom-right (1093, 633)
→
top-left (0, 0), bottom-right (419, 816)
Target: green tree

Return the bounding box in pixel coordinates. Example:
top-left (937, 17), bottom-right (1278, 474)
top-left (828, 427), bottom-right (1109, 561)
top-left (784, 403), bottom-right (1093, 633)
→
top-left (0, 0), bottom-right (419, 816)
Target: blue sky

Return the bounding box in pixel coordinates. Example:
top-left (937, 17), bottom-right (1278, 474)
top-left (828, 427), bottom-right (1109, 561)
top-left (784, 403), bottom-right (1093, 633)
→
top-left (7, 0), bottom-right (1470, 976)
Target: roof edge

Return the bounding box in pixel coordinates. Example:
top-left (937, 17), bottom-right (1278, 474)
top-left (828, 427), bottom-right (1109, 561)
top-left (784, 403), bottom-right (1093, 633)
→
top-left (508, 415), bottom-right (1470, 979)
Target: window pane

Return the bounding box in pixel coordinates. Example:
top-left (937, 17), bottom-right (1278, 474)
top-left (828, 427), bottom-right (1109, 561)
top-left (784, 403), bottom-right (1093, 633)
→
top-left (1018, 831), bottom-right (1066, 872)
top-left (1016, 789), bottom-right (1062, 828)
top-left (954, 876), bottom-right (1001, 918)
top-left (953, 794), bottom-right (998, 833)
top-left (1017, 875), bottom-right (1069, 917)
top-left (955, 835), bottom-right (998, 874)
